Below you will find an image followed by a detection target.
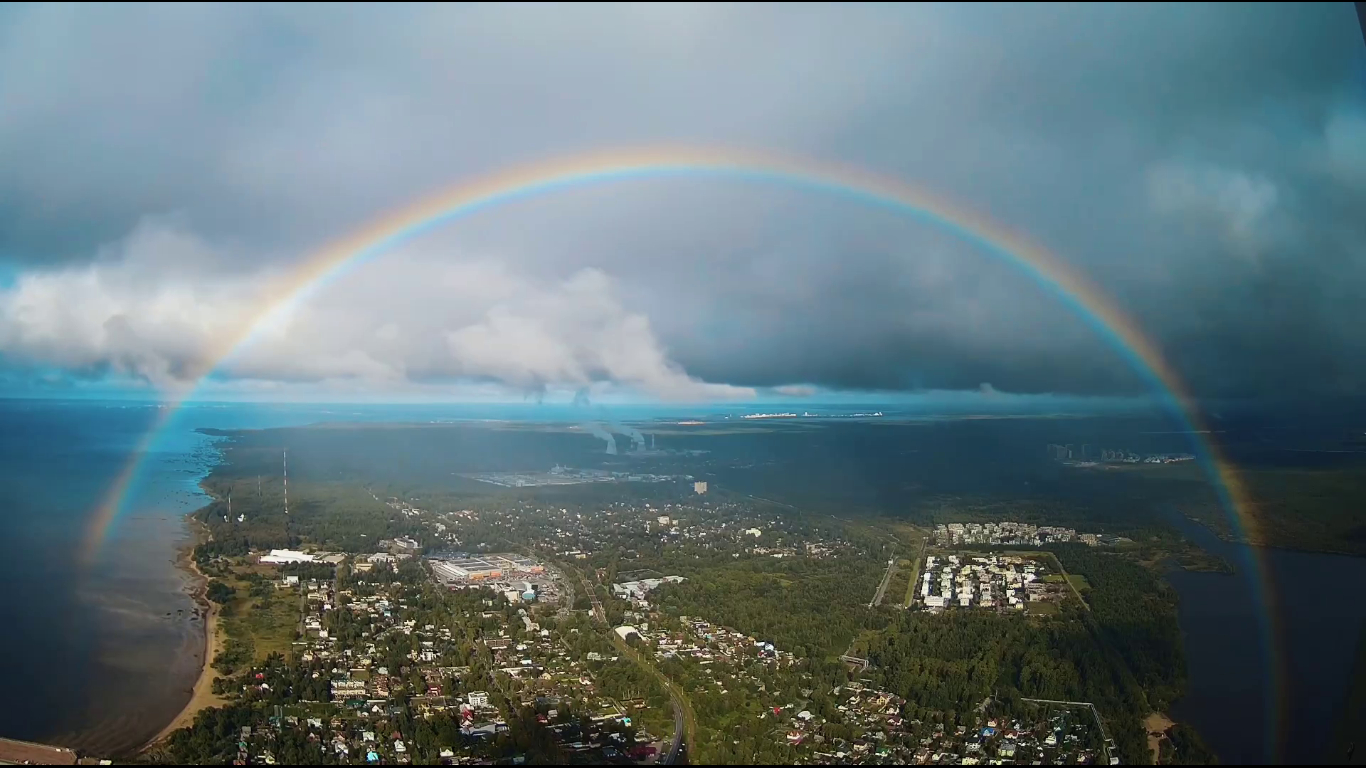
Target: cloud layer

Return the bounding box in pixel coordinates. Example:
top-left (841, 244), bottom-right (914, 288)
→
top-left (1, 3), bottom-right (1364, 401)
top-left (0, 221), bottom-right (751, 401)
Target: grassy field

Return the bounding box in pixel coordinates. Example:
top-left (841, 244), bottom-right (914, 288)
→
top-left (1066, 573), bottom-right (1091, 591)
top-left (886, 524), bottom-right (929, 607)
top-left (883, 558), bottom-right (913, 608)
top-left (1044, 573), bottom-right (1092, 591)
top-left (221, 565), bottom-right (303, 662)
top-left (1026, 601), bottom-right (1061, 616)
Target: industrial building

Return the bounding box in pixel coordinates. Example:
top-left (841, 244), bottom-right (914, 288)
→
top-left (260, 548), bottom-right (316, 564)
top-left (427, 553), bottom-right (545, 583)
top-left (612, 576), bottom-right (686, 602)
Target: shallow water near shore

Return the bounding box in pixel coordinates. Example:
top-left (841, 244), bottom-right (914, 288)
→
top-left (0, 399), bottom-right (457, 754)
top-left (0, 401), bottom-right (215, 755)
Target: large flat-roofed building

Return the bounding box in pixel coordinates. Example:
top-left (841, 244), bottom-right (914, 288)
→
top-left (260, 548), bottom-right (316, 564)
top-left (428, 553), bottom-right (546, 586)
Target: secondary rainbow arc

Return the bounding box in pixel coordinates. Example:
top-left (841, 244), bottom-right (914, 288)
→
top-left (81, 146), bottom-right (1284, 760)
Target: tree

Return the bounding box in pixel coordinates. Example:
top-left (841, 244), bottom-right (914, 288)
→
top-left (207, 579), bottom-right (235, 604)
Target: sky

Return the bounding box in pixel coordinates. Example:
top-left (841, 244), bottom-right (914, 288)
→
top-left (1, 3), bottom-right (1364, 405)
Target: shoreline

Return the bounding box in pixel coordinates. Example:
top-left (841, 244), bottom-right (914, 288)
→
top-left (1177, 511), bottom-right (1366, 560)
top-left (136, 515), bottom-right (225, 755)
top-left (1145, 712), bottom-right (1175, 763)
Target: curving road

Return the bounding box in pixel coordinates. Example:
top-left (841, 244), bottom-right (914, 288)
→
top-left (664, 690), bottom-right (686, 764)
top-left (560, 558), bottom-right (690, 763)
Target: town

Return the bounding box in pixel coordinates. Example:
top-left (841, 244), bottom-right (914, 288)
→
top-left (166, 479), bottom-right (1145, 765)
top-left (1047, 443), bottom-right (1196, 466)
top-left (931, 521), bottom-right (1099, 547)
top-left (198, 546), bottom-right (673, 765)
top-left (915, 553), bottom-right (1076, 613)
top-left (606, 582), bottom-right (1111, 764)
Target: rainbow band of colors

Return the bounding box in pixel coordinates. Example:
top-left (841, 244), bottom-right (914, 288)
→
top-left (82, 146), bottom-right (1284, 759)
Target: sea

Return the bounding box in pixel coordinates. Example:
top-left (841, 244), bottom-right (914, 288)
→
top-left (1, 398), bottom-right (1363, 762)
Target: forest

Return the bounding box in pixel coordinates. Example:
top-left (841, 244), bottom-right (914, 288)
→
top-left (193, 472), bottom-right (425, 555)
top-left (1045, 543), bottom-right (1187, 709)
top-left (643, 555), bottom-right (886, 660)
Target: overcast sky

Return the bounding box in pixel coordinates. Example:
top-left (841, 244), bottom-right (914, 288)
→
top-left (1, 2), bottom-right (1363, 403)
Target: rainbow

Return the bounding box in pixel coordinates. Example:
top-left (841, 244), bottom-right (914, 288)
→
top-left (81, 146), bottom-right (1282, 758)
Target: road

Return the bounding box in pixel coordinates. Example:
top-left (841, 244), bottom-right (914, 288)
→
top-left (573, 566), bottom-right (607, 624)
top-left (869, 557), bottom-right (897, 608)
top-left (1039, 552), bottom-right (1090, 610)
top-left (664, 687), bottom-right (686, 764)
top-left (742, 493), bottom-right (796, 510)
top-left (612, 633), bottom-right (690, 764)
top-left (562, 558), bottom-right (690, 762)
top-left (904, 533), bottom-right (928, 607)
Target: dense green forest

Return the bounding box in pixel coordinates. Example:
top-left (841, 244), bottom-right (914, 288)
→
top-left (1165, 722), bottom-right (1221, 765)
top-left (193, 473), bottom-right (425, 554)
top-left (1046, 544), bottom-right (1186, 709)
top-left (1179, 465), bottom-right (1366, 556)
top-left (648, 556), bottom-right (885, 659)
top-left (863, 608), bottom-right (1151, 762)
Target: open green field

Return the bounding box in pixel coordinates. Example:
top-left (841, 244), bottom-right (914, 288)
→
top-left (221, 566), bottom-right (303, 663)
top-left (1044, 573), bottom-right (1092, 591)
top-left (883, 558), bottom-right (913, 608)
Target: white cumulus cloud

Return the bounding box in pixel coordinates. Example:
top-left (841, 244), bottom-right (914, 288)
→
top-left (0, 221), bottom-right (753, 401)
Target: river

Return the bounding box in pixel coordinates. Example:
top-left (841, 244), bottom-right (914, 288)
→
top-left (1166, 512), bottom-right (1366, 764)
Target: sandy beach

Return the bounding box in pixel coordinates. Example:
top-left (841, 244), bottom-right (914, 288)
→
top-left (1145, 711), bottom-right (1175, 763)
top-left (139, 521), bottom-right (226, 753)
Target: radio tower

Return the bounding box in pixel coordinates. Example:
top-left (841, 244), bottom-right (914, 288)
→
top-left (283, 449), bottom-right (289, 515)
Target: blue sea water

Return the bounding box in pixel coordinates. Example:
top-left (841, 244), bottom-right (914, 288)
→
top-left (0, 400), bottom-right (232, 754)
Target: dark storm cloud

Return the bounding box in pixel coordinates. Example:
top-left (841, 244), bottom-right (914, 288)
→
top-left (0, 2), bottom-right (1363, 400)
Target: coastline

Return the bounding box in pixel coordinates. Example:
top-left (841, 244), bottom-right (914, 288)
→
top-left (1145, 712), bottom-right (1175, 763)
top-left (137, 515), bottom-right (225, 755)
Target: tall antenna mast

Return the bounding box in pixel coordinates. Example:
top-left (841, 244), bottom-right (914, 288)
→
top-left (283, 449), bottom-right (289, 515)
